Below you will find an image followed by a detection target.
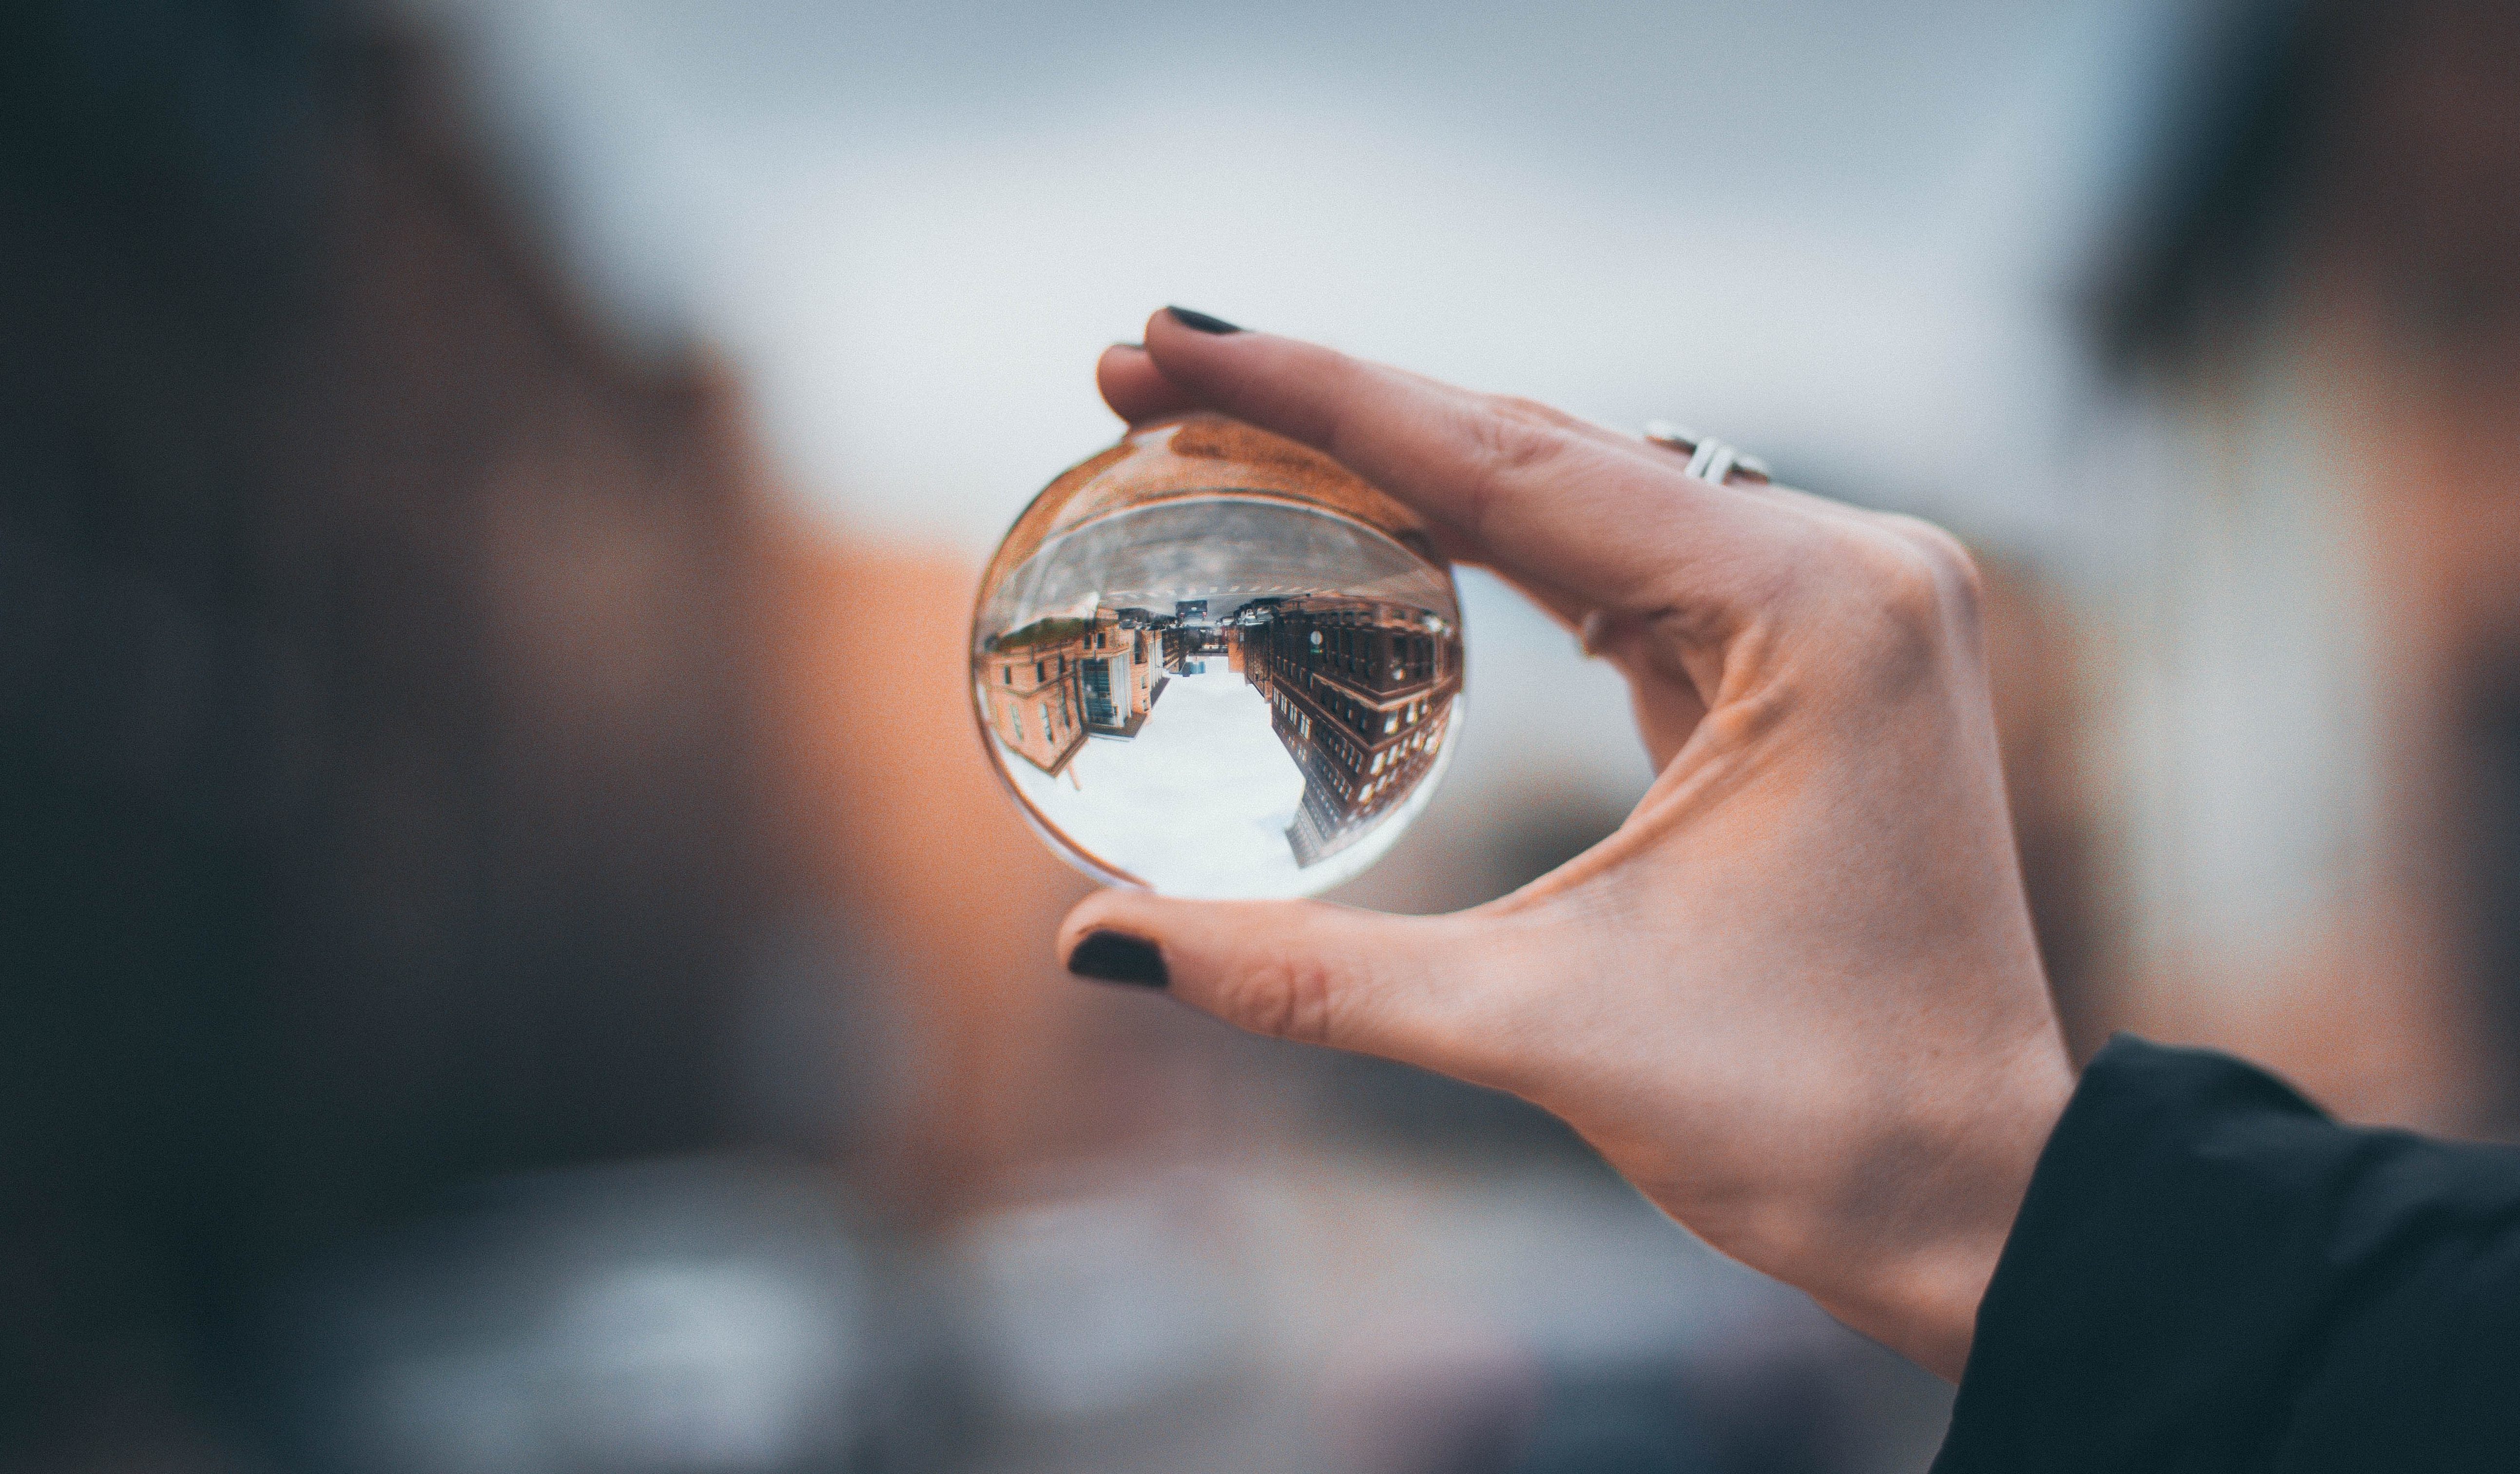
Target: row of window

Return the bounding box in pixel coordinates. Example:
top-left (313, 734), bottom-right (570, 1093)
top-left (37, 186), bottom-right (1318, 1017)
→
top-left (1005, 689), bottom-right (1076, 746)
top-left (1258, 635), bottom-right (1441, 737)
top-left (1292, 621), bottom-right (1441, 689)
top-left (997, 650), bottom-right (1073, 687)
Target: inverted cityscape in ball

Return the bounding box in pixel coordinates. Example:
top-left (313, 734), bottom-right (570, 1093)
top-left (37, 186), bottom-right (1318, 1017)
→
top-left (970, 413), bottom-right (1465, 899)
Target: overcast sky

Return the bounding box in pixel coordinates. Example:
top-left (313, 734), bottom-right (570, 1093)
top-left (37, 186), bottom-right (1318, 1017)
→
top-left (409, 0), bottom-right (2198, 546)
top-left (401, 0), bottom-right (2208, 853)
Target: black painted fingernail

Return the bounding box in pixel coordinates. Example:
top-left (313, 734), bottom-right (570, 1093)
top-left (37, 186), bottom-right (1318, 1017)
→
top-left (1110, 340), bottom-right (1144, 350)
top-left (1068, 930), bottom-right (1168, 988)
top-left (1164, 307), bottom-right (1242, 335)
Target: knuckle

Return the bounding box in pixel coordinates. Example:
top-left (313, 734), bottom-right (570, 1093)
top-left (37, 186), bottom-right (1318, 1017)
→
top-left (1884, 514), bottom-right (1985, 617)
top-left (1464, 395), bottom-right (1576, 480)
top-left (1806, 522), bottom-right (1975, 688)
top-left (1864, 537), bottom-right (1946, 633)
top-left (1840, 517), bottom-right (1976, 634)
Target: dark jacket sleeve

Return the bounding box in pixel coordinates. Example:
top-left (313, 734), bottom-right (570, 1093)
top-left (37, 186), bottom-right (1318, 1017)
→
top-left (1932, 1035), bottom-right (2520, 1473)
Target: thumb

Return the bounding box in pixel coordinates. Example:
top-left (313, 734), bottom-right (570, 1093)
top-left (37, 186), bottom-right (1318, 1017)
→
top-left (1056, 888), bottom-right (1512, 1071)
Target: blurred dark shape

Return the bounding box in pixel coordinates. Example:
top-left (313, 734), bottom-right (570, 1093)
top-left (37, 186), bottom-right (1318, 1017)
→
top-left (265, 1158), bottom-right (945, 1474)
top-left (2089, 0), bottom-right (2520, 1123)
top-left (2093, 0), bottom-right (2326, 369)
top-left (1354, 1357), bottom-right (1720, 1474)
top-left (1343, 1303), bottom-right (1939, 1474)
top-left (2099, 0), bottom-right (2520, 368)
top-left (1505, 1366), bottom-right (1715, 1474)
top-left (1, 1), bottom-right (794, 1464)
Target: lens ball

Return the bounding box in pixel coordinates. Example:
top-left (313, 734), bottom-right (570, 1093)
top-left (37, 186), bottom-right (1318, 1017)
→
top-left (971, 413), bottom-right (1465, 898)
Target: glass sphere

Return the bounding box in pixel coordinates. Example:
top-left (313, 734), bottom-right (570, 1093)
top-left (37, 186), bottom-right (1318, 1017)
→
top-left (971, 412), bottom-right (1465, 899)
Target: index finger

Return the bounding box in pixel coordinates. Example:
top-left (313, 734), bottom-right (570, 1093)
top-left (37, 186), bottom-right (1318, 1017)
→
top-left (1138, 309), bottom-right (1797, 621)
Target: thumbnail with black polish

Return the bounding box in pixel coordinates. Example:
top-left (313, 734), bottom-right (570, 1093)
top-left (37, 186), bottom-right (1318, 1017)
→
top-left (1165, 307), bottom-right (1241, 334)
top-left (1069, 931), bottom-right (1169, 988)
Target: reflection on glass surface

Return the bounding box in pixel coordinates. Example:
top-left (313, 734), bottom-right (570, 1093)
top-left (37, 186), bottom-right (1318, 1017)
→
top-left (972, 414), bottom-right (1464, 898)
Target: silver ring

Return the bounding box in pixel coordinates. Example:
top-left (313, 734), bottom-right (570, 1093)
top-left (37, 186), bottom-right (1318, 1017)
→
top-left (1643, 420), bottom-right (1771, 485)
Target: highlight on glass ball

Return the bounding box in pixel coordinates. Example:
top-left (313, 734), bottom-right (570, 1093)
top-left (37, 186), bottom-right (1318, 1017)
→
top-left (970, 412), bottom-right (1465, 899)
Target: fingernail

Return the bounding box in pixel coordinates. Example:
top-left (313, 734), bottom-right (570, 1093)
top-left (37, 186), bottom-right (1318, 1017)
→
top-left (1110, 340), bottom-right (1144, 350)
top-left (1163, 307), bottom-right (1242, 335)
top-left (1067, 930), bottom-right (1169, 988)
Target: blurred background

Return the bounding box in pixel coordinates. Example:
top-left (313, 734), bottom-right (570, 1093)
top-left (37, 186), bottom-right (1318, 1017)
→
top-left (8, 0), bottom-right (2520, 1469)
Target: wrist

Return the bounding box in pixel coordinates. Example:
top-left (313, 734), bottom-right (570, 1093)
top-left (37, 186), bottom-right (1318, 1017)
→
top-left (1808, 1032), bottom-right (2075, 1379)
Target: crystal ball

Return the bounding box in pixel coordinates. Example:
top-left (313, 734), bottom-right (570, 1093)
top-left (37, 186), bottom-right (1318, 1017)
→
top-left (971, 412), bottom-right (1465, 899)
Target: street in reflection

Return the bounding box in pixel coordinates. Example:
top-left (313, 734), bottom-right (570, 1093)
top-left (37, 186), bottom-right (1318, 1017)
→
top-left (973, 495), bottom-right (1462, 898)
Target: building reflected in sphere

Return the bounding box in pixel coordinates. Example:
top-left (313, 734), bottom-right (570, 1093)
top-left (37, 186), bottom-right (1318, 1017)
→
top-left (1247, 599), bottom-right (1460, 869)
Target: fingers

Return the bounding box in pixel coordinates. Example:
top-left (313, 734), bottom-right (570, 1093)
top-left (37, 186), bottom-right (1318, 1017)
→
top-left (1057, 888), bottom-right (1525, 1078)
top-left (1134, 310), bottom-right (1796, 621)
top-left (1097, 343), bottom-right (1200, 425)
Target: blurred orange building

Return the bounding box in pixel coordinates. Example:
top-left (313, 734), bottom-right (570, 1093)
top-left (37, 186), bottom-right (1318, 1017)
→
top-left (762, 536), bottom-right (1142, 1208)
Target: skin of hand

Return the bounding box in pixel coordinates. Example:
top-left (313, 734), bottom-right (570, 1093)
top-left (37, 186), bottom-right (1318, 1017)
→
top-left (1065, 310), bottom-right (2076, 1380)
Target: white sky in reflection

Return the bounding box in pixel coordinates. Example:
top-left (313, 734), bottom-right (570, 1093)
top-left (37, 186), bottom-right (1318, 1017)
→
top-left (1005, 670), bottom-right (1308, 899)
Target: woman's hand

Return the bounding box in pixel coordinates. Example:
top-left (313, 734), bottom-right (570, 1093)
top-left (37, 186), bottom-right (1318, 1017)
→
top-left (1066, 309), bottom-right (2074, 1379)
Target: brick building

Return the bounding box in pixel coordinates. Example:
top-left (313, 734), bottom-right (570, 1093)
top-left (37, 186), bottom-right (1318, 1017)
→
top-left (1245, 598), bottom-right (1462, 868)
top-left (978, 618), bottom-right (1088, 775)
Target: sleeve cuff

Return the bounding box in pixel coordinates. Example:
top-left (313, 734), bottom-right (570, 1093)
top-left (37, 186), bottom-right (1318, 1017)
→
top-left (1930, 1034), bottom-right (2485, 1472)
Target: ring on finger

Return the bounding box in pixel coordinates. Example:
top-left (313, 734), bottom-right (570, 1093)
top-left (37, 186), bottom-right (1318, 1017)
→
top-left (1643, 420), bottom-right (1772, 485)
